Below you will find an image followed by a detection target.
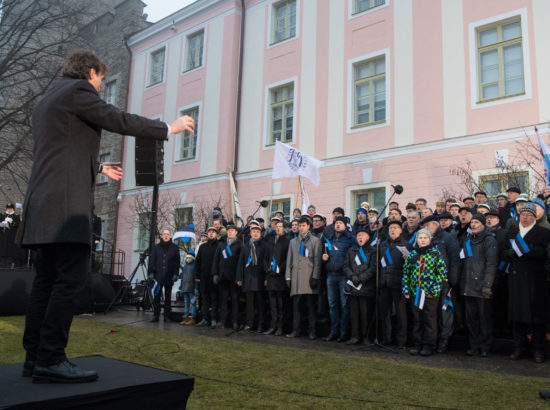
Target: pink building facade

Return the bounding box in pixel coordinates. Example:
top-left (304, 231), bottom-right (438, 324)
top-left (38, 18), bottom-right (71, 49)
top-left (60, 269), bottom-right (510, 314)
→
top-left (116, 0), bottom-right (550, 273)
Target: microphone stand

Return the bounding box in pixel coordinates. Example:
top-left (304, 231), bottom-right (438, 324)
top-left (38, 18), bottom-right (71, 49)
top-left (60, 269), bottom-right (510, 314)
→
top-left (354, 186), bottom-right (402, 354)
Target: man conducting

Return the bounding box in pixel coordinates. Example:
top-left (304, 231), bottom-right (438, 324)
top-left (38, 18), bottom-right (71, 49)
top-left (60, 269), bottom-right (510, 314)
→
top-left (18, 50), bottom-right (194, 383)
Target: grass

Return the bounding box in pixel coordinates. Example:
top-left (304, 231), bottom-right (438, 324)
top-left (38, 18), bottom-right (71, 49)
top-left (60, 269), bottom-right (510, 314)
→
top-left (1, 315), bottom-right (548, 409)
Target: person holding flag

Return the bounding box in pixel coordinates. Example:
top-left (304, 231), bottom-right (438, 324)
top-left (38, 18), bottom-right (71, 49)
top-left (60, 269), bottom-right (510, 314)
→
top-left (402, 229), bottom-right (447, 356)
top-left (505, 203), bottom-right (550, 363)
top-left (459, 214), bottom-right (497, 357)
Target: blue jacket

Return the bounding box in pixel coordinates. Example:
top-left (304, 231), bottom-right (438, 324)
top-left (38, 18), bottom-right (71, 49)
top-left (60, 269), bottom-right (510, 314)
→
top-left (323, 229), bottom-right (355, 275)
top-left (180, 262), bottom-right (195, 293)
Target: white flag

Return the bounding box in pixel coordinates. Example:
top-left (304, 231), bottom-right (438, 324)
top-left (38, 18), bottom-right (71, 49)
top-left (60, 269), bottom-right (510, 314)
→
top-left (381, 257), bottom-right (387, 268)
top-left (299, 177), bottom-right (310, 215)
top-left (272, 141), bottom-right (323, 186)
top-left (229, 172), bottom-right (243, 227)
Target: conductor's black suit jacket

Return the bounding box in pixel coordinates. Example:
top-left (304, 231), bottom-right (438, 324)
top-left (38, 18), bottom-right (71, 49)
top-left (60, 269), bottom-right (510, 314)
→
top-left (19, 77), bottom-right (168, 247)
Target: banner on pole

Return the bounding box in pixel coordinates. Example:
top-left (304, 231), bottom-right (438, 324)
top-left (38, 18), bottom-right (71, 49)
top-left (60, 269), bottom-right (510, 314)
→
top-left (272, 141), bottom-right (323, 186)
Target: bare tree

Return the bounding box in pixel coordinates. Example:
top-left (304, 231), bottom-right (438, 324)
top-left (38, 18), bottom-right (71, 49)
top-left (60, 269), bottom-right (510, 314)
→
top-left (0, 0), bottom-right (89, 202)
top-left (444, 129), bottom-right (550, 203)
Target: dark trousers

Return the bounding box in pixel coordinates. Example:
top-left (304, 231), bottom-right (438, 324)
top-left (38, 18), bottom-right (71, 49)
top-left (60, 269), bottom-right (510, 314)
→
top-left (464, 296), bottom-right (493, 352)
top-left (379, 287), bottom-right (407, 346)
top-left (201, 290), bottom-right (219, 323)
top-left (153, 284), bottom-right (172, 318)
top-left (23, 243), bottom-right (90, 366)
top-left (219, 280), bottom-right (239, 326)
top-left (349, 295), bottom-right (374, 340)
top-left (410, 296), bottom-right (439, 349)
top-left (268, 291), bottom-right (287, 330)
top-left (246, 291), bottom-right (266, 330)
top-left (437, 283), bottom-right (455, 343)
top-left (513, 322), bottom-right (546, 353)
top-left (292, 294), bottom-right (317, 333)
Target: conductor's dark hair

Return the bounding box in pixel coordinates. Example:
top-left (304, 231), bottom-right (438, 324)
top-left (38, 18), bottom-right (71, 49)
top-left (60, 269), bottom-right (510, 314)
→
top-left (62, 50), bottom-right (108, 79)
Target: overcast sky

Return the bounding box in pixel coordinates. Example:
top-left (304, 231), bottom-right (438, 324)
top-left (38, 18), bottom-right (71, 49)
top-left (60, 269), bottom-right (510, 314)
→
top-left (143, 0), bottom-right (199, 23)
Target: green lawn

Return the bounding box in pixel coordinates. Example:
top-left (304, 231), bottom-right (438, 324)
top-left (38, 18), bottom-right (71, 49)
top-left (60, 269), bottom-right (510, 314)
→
top-left (1, 316), bottom-right (548, 409)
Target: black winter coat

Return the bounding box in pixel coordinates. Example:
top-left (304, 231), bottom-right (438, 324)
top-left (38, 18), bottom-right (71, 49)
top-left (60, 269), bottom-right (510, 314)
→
top-left (378, 235), bottom-right (412, 289)
top-left (459, 229), bottom-right (498, 298)
top-left (237, 239), bottom-right (267, 292)
top-left (343, 244), bottom-right (376, 297)
top-left (213, 239), bottom-right (242, 282)
top-left (195, 239), bottom-right (219, 292)
top-left (432, 227), bottom-right (461, 286)
top-left (148, 241), bottom-right (181, 287)
top-left (505, 224), bottom-right (550, 324)
top-left (264, 235), bottom-right (289, 292)
top-left (19, 77), bottom-right (167, 247)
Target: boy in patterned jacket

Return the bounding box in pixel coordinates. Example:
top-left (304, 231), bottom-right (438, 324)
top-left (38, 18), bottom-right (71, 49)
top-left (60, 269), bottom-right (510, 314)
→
top-left (402, 228), bottom-right (447, 356)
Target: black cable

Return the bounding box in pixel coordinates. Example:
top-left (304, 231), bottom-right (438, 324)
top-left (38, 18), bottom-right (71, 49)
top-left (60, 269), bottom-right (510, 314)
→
top-left (102, 325), bottom-right (462, 410)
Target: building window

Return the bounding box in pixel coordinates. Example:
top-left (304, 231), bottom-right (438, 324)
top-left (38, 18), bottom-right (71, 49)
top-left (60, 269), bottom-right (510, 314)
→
top-left (148, 47), bottom-right (165, 86)
top-left (137, 212), bottom-right (151, 251)
top-left (269, 83), bottom-right (294, 145)
top-left (272, 0), bottom-right (296, 44)
top-left (179, 107), bottom-right (199, 161)
top-left (105, 80), bottom-right (117, 105)
top-left (479, 171), bottom-right (529, 202)
top-left (477, 18), bottom-right (524, 102)
top-left (174, 207), bottom-right (193, 230)
top-left (184, 30), bottom-right (204, 72)
top-left (354, 0), bottom-right (385, 14)
top-left (352, 187), bottom-right (385, 216)
top-left (353, 57), bottom-right (386, 127)
top-left (97, 153), bottom-right (111, 184)
top-left (269, 198), bottom-right (291, 221)
top-left (95, 215), bottom-right (107, 251)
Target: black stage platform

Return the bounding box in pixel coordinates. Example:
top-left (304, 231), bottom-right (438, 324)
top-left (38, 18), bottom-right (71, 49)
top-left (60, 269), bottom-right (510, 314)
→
top-left (0, 355), bottom-right (194, 409)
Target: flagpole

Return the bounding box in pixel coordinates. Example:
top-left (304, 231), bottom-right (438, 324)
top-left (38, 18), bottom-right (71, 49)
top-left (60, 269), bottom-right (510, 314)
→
top-left (296, 177), bottom-right (301, 210)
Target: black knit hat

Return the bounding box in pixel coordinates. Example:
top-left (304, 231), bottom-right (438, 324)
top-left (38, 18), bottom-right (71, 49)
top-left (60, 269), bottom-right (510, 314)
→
top-left (298, 215), bottom-right (312, 226)
top-left (386, 220), bottom-right (403, 229)
top-left (334, 216), bottom-right (347, 224)
top-left (438, 212), bottom-right (453, 220)
top-left (333, 207), bottom-right (345, 216)
top-left (471, 213), bottom-right (486, 225)
top-left (420, 215), bottom-right (438, 225)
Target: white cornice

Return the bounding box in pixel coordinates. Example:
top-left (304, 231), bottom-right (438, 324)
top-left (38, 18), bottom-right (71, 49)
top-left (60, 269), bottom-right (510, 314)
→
top-left (127, 0), bottom-right (237, 48)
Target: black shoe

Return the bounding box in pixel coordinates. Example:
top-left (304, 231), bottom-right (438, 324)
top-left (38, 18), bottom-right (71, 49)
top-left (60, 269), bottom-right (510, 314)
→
top-left (151, 316), bottom-right (159, 323)
top-left (362, 338), bottom-right (373, 346)
top-left (286, 331), bottom-right (300, 338)
top-left (32, 360), bottom-right (98, 384)
top-left (337, 335), bottom-right (348, 343)
top-left (410, 347), bottom-right (421, 355)
top-left (420, 346), bottom-right (433, 356)
top-left (275, 328), bottom-right (283, 336)
top-left (263, 328), bottom-right (275, 335)
top-left (210, 320), bottom-right (218, 329)
top-left (22, 360), bottom-right (35, 377)
top-left (466, 349), bottom-right (479, 356)
top-left (244, 325), bottom-right (252, 331)
top-left (436, 342), bottom-right (448, 353)
top-left (480, 351), bottom-right (488, 358)
top-left (308, 331), bottom-right (316, 340)
top-left (323, 333), bottom-right (337, 342)
top-left (196, 319), bottom-right (208, 327)
top-left (232, 322), bottom-right (239, 331)
top-left (346, 337), bottom-right (359, 345)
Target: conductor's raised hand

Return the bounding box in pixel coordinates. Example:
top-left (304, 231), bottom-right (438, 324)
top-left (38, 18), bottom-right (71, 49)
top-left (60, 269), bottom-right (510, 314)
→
top-left (102, 164), bottom-right (123, 181)
top-left (170, 115), bottom-right (194, 135)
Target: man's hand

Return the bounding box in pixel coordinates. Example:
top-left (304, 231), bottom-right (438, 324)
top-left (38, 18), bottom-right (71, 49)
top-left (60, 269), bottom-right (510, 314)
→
top-left (101, 165), bottom-right (123, 181)
top-left (170, 115), bottom-right (194, 135)
top-left (237, 281), bottom-right (242, 287)
top-left (322, 253), bottom-right (329, 262)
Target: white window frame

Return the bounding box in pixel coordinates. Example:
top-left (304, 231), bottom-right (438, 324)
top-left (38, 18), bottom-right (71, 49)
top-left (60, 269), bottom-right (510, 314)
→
top-left (95, 214), bottom-right (108, 251)
top-left (267, 0), bottom-right (300, 49)
top-left (347, 49), bottom-right (391, 134)
top-left (473, 165), bottom-right (534, 197)
top-left (173, 205), bottom-right (195, 230)
top-left (348, 0), bottom-right (389, 20)
top-left (174, 101), bottom-right (202, 164)
top-left (135, 211), bottom-right (152, 252)
top-left (468, 8), bottom-right (532, 109)
top-left (263, 77), bottom-right (298, 149)
top-left (182, 27), bottom-right (206, 74)
top-left (261, 194), bottom-right (294, 221)
top-left (345, 182), bottom-right (390, 218)
top-left (146, 45), bottom-right (167, 88)
top-left (104, 77), bottom-right (118, 105)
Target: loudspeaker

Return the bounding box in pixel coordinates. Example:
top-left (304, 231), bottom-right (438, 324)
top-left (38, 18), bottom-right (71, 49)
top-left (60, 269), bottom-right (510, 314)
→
top-left (135, 138), bottom-right (164, 186)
